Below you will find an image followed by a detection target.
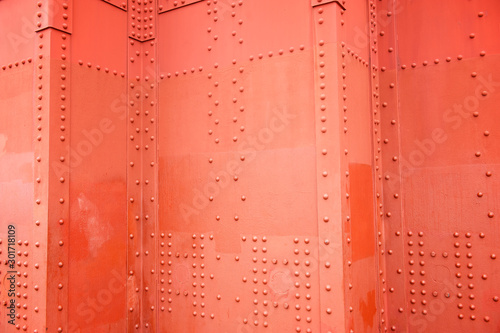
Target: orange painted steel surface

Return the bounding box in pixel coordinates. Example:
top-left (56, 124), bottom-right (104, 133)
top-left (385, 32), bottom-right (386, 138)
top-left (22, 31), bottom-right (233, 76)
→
top-left (0, 0), bottom-right (499, 332)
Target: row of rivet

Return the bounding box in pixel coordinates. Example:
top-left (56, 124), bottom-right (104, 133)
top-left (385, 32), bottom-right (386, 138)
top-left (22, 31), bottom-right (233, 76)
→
top-left (142, 38), bottom-right (159, 331)
top-left (31, 20), bottom-right (72, 332)
top-left (313, 3), bottom-right (345, 332)
top-left (53, 29), bottom-right (70, 333)
top-left (32, 24), bottom-right (48, 333)
top-left (162, 46), bottom-right (307, 80)
top-left (127, 37), bottom-right (146, 330)
top-left (76, 60), bottom-right (126, 77)
top-left (368, 0), bottom-right (387, 330)
top-left (376, 0), bottom-right (406, 331)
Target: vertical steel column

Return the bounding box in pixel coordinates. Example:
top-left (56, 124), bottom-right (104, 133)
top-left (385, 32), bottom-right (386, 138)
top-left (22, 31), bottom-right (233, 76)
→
top-left (127, 0), bottom-right (159, 331)
top-left (367, 0), bottom-right (388, 330)
top-left (33, 1), bottom-right (73, 332)
top-left (377, 0), bottom-right (407, 331)
top-left (312, 1), bottom-right (347, 332)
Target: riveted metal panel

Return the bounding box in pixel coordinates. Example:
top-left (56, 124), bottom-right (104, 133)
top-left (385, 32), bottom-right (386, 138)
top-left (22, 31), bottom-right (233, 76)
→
top-left (1, 0), bottom-right (499, 332)
top-left (158, 49), bottom-right (324, 331)
top-left (65, 1), bottom-right (128, 332)
top-left (378, 0), bottom-right (500, 332)
top-left (155, 0), bottom-right (377, 331)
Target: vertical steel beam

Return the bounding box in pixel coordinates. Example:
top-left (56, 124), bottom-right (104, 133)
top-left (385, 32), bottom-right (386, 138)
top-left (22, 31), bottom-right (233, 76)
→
top-left (127, 37), bottom-right (144, 332)
top-left (312, 2), bottom-right (347, 332)
top-left (32, 1), bottom-right (73, 332)
top-left (376, 0), bottom-right (407, 331)
top-left (367, 0), bottom-right (388, 330)
top-left (127, 0), bottom-right (159, 331)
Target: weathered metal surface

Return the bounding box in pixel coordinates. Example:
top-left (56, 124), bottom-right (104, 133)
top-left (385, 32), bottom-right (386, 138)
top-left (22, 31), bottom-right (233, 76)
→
top-left (0, 0), bottom-right (499, 332)
top-left (377, 0), bottom-right (500, 332)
